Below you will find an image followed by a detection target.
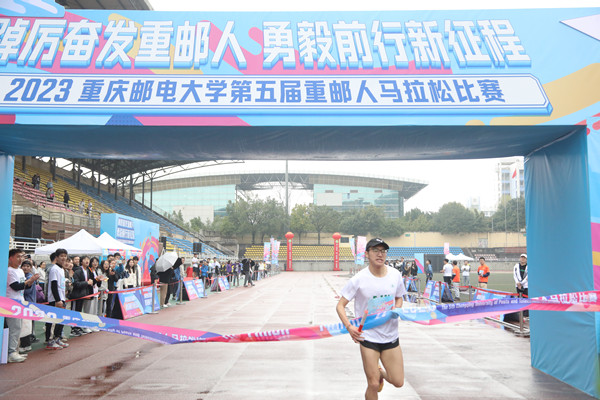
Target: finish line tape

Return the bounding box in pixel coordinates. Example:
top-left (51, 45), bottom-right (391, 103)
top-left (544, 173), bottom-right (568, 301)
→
top-left (0, 291), bottom-right (598, 344)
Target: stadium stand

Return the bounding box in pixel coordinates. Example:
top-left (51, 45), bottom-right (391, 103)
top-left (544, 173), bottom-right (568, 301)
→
top-left (64, 177), bottom-right (189, 237)
top-left (387, 246), bottom-right (464, 259)
top-left (243, 245), bottom-right (354, 261)
top-left (13, 165), bottom-right (113, 216)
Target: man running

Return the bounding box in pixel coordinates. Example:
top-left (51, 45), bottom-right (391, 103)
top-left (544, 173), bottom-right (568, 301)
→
top-left (336, 238), bottom-right (406, 399)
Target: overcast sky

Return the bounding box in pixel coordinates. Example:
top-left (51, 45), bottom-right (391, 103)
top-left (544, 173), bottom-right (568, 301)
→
top-left (146, 0), bottom-right (596, 212)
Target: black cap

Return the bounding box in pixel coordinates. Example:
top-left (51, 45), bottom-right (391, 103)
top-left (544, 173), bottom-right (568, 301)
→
top-left (365, 238), bottom-right (389, 251)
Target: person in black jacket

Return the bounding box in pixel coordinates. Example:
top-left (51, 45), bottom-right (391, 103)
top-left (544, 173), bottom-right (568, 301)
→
top-left (157, 265), bottom-right (174, 308)
top-left (242, 258), bottom-right (255, 287)
top-left (70, 256), bottom-right (94, 336)
top-left (105, 260), bottom-right (119, 318)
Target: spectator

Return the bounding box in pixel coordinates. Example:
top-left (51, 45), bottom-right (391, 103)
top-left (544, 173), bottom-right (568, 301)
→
top-left (441, 258), bottom-right (453, 290)
top-left (242, 258), bottom-right (255, 287)
top-left (425, 259), bottom-right (433, 282)
top-left (200, 260), bottom-right (208, 287)
top-left (123, 258), bottom-right (139, 289)
top-left (96, 259), bottom-right (110, 317)
top-left (410, 261), bottom-right (418, 277)
top-left (105, 260), bottom-right (119, 318)
top-left (477, 257), bottom-right (490, 289)
top-left (45, 186), bottom-right (55, 202)
top-left (83, 257), bottom-right (101, 331)
top-left (192, 253), bottom-right (199, 278)
top-left (45, 248), bottom-right (69, 350)
top-left (31, 174), bottom-right (40, 190)
top-left (78, 199), bottom-right (85, 214)
top-left (36, 261), bottom-right (47, 291)
top-left (63, 190), bottom-right (70, 209)
top-left (19, 259), bottom-right (37, 352)
top-left (461, 260), bottom-right (471, 287)
top-left (87, 200), bottom-right (93, 216)
top-left (514, 254), bottom-right (528, 317)
top-left (157, 263), bottom-right (174, 308)
top-left (172, 257), bottom-right (184, 300)
top-left (70, 255), bottom-right (94, 336)
top-left (6, 249), bottom-right (38, 362)
top-left (451, 261), bottom-right (460, 300)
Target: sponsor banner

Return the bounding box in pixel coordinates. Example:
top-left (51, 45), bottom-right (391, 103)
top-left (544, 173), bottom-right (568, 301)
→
top-left (184, 280), bottom-right (199, 300)
top-left (263, 242), bottom-right (271, 263)
top-left (356, 236), bottom-right (366, 265)
top-left (1, 291), bottom-right (599, 344)
top-left (117, 286), bottom-right (159, 319)
top-left (414, 253), bottom-right (425, 273)
top-left (193, 279), bottom-right (206, 298)
top-left (272, 240), bottom-right (280, 265)
top-left (218, 276), bottom-right (230, 291)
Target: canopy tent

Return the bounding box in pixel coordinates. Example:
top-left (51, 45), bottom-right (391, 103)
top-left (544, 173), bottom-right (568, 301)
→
top-left (96, 232), bottom-right (142, 258)
top-left (446, 253), bottom-right (474, 261)
top-left (34, 229), bottom-right (103, 255)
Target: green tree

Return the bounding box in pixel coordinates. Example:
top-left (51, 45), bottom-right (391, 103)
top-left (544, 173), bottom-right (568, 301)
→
top-left (402, 208), bottom-right (434, 232)
top-left (434, 202), bottom-right (477, 234)
top-left (307, 204), bottom-right (338, 244)
top-left (290, 204), bottom-right (313, 243)
top-left (492, 197), bottom-right (526, 232)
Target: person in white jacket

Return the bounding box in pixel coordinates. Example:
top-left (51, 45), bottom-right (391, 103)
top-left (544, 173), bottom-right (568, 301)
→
top-left (513, 254), bottom-right (528, 297)
top-left (513, 253), bottom-right (528, 317)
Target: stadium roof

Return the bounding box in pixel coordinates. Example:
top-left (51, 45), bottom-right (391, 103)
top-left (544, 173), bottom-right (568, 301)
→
top-left (137, 172), bottom-right (428, 200)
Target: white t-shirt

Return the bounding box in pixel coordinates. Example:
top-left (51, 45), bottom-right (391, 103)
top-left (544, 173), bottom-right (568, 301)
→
top-left (47, 264), bottom-right (66, 302)
top-left (461, 264), bottom-right (470, 276)
top-left (341, 266), bottom-right (406, 343)
top-left (192, 257), bottom-right (199, 268)
top-left (442, 263), bottom-right (453, 277)
top-left (6, 267), bottom-right (25, 301)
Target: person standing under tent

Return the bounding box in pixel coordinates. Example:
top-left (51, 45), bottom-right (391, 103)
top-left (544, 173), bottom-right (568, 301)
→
top-left (336, 238), bottom-right (406, 399)
top-left (477, 257), bottom-right (490, 289)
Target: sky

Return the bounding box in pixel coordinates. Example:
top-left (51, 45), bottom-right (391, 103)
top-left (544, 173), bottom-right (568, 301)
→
top-left (146, 0), bottom-right (597, 213)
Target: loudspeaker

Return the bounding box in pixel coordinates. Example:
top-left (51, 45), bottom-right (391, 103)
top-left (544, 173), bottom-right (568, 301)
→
top-left (193, 242), bottom-right (202, 253)
top-left (15, 214), bottom-right (42, 239)
top-left (159, 236), bottom-right (167, 247)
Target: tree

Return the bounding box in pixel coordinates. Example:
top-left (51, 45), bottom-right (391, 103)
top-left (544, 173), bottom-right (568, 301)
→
top-left (290, 204), bottom-right (312, 243)
top-left (434, 202), bottom-right (477, 234)
top-left (492, 197), bottom-right (526, 232)
top-left (307, 204), bottom-right (338, 244)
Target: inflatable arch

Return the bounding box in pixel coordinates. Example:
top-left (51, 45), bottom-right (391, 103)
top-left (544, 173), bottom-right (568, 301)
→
top-left (0, 4), bottom-right (599, 396)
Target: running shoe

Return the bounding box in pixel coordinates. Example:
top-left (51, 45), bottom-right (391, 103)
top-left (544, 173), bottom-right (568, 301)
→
top-left (56, 339), bottom-right (69, 348)
top-left (46, 340), bottom-right (62, 350)
top-left (8, 352), bottom-right (26, 363)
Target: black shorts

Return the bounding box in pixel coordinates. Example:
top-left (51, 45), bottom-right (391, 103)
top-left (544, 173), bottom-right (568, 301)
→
top-left (360, 338), bottom-right (399, 352)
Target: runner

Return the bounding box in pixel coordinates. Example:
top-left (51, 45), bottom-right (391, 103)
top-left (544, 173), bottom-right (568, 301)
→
top-left (336, 238), bottom-right (407, 399)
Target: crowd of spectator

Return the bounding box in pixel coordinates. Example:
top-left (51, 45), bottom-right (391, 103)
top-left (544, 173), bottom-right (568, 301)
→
top-left (5, 249), bottom-right (277, 363)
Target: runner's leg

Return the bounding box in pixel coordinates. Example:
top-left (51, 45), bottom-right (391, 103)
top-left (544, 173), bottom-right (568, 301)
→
top-left (380, 345), bottom-right (405, 388)
top-left (360, 345), bottom-right (383, 400)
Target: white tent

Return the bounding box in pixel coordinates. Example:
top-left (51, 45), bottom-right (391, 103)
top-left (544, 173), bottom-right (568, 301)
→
top-left (446, 253), bottom-right (474, 261)
top-left (34, 229), bottom-right (104, 255)
top-left (96, 232), bottom-right (142, 257)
